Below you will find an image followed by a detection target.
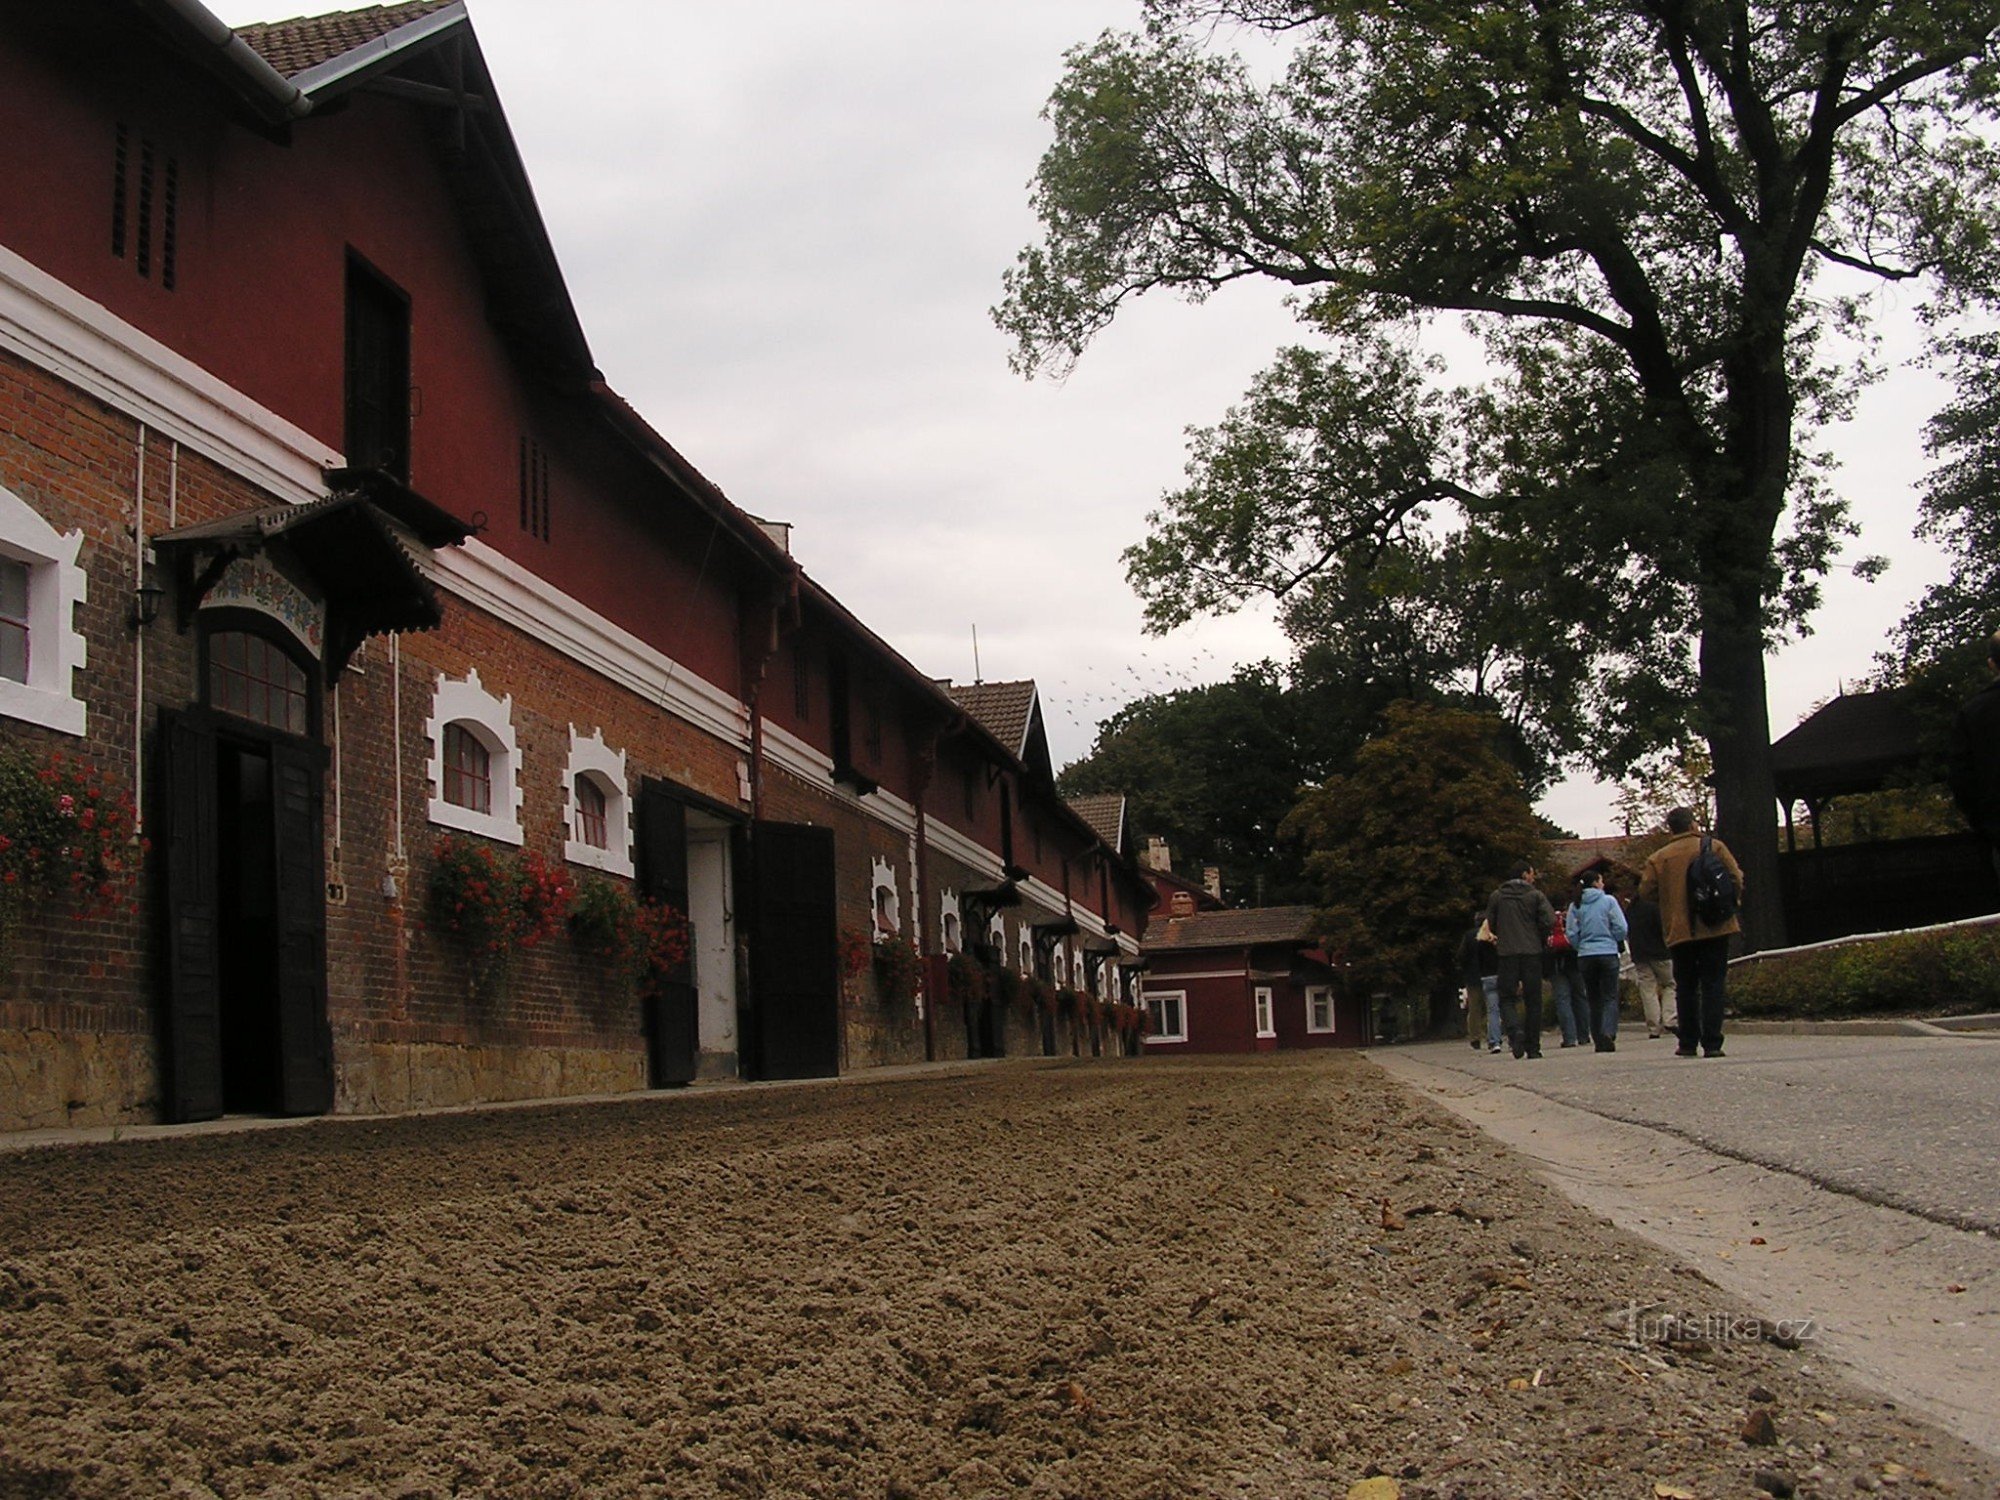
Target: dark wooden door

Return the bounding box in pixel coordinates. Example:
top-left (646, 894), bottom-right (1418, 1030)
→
top-left (159, 709), bottom-right (223, 1122)
top-left (636, 779), bottom-right (697, 1085)
top-left (746, 820), bottom-right (839, 1081)
top-left (269, 738), bottom-right (333, 1114)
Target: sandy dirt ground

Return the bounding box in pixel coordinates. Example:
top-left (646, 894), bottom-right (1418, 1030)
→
top-left (2, 1053), bottom-right (1996, 1500)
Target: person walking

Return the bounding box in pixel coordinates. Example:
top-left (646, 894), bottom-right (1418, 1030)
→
top-left (1545, 888), bottom-right (1587, 1047)
top-left (1486, 861), bottom-right (1556, 1059)
top-left (1567, 869), bottom-right (1629, 1051)
top-left (1948, 628), bottom-right (2000, 881)
top-left (1639, 807), bottom-right (1745, 1058)
top-left (1456, 913), bottom-right (1503, 1053)
top-left (1624, 887), bottom-right (1677, 1038)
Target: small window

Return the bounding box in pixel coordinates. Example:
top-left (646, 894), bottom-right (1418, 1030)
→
top-left (942, 912), bottom-right (961, 954)
top-left (443, 723), bottom-right (492, 814)
top-left (0, 557), bottom-right (27, 683)
top-left (346, 255), bottom-right (411, 481)
top-left (562, 728), bottom-right (632, 876)
top-left (1255, 986), bottom-right (1275, 1038)
top-left (425, 671), bottom-right (521, 844)
top-left (574, 776), bottom-right (608, 849)
top-left (208, 629), bottom-right (309, 734)
top-left (1145, 990), bottom-right (1187, 1044)
top-left (1306, 986), bottom-right (1336, 1035)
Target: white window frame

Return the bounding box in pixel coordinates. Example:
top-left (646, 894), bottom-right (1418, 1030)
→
top-left (989, 913), bottom-right (1007, 964)
top-left (1018, 928), bottom-right (1033, 974)
top-left (870, 855), bottom-right (901, 936)
top-left (1053, 945), bottom-right (1068, 987)
top-left (562, 726), bottom-right (634, 877)
top-left (1306, 985), bottom-right (1336, 1035)
top-left (1254, 985), bottom-right (1276, 1039)
top-left (425, 670), bottom-right (523, 845)
top-left (1143, 988), bottom-right (1187, 1044)
top-left (939, 887), bottom-right (962, 954)
top-left (0, 485), bottom-right (87, 736)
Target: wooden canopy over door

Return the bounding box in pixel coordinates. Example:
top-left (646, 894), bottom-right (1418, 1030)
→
top-left (743, 820), bottom-right (839, 1081)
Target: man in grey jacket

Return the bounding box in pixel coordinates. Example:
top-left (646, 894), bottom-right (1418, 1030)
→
top-left (1486, 861), bottom-right (1557, 1058)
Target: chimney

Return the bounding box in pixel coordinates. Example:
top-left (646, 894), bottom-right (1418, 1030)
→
top-left (1143, 836), bottom-right (1172, 872)
top-left (1203, 865), bottom-right (1222, 902)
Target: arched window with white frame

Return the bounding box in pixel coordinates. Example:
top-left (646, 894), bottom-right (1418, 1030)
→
top-left (0, 485), bottom-right (88, 736)
top-left (939, 888), bottom-right (962, 955)
top-left (563, 726), bottom-right (633, 877)
top-left (425, 670), bottom-right (522, 845)
top-left (871, 855), bottom-right (900, 936)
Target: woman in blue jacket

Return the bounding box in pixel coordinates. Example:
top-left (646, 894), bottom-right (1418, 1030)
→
top-left (1567, 870), bottom-right (1630, 1052)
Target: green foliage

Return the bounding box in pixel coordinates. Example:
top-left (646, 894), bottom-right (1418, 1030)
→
top-left (946, 952), bottom-right (989, 1009)
top-left (1002, 2), bottom-right (2000, 942)
top-left (1057, 663), bottom-right (1321, 900)
top-left (1734, 925), bottom-right (2000, 1018)
top-left (1284, 701), bottom-right (1548, 994)
top-left (1892, 330), bottom-right (2000, 679)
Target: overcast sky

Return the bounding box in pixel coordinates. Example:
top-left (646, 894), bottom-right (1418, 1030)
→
top-left (211, 0), bottom-right (1956, 838)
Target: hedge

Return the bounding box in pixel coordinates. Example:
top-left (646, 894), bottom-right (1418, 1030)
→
top-left (1731, 922), bottom-right (2000, 1018)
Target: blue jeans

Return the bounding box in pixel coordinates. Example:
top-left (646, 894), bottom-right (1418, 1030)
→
top-left (1577, 954), bottom-right (1622, 1041)
top-left (1551, 965), bottom-right (1586, 1045)
top-left (1481, 975), bottom-right (1503, 1048)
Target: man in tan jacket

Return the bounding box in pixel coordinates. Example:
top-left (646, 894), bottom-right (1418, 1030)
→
top-left (1639, 807), bottom-right (1745, 1058)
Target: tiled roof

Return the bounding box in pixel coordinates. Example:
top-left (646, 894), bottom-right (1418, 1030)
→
top-left (946, 680), bottom-right (1036, 757)
top-left (1064, 793), bottom-right (1124, 850)
top-left (1143, 905), bottom-right (1321, 953)
top-left (235, 1), bottom-right (457, 79)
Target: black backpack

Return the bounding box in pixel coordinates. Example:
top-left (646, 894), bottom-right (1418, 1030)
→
top-left (1687, 833), bottom-right (1739, 927)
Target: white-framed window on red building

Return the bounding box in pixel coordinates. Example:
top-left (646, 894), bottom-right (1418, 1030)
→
top-left (562, 728), bottom-right (633, 877)
top-left (1254, 985), bottom-right (1276, 1039)
top-left (0, 485), bottom-right (88, 737)
top-left (1144, 988), bottom-right (1187, 1044)
top-left (442, 722), bottom-right (492, 814)
top-left (573, 776), bottom-right (607, 848)
top-left (0, 556), bottom-right (27, 684)
top-left (1306, 986), bottom-right (1336, 1035)
top-left (425, 671), bottom-right (522, 846)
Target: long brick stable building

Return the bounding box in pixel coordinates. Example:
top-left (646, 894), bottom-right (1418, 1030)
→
top-left (0, 0), bottom-right (1149, 1131)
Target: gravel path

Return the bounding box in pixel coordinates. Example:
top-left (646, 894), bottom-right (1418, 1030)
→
top-left (2, 1053), bottom-right (1995, 1499)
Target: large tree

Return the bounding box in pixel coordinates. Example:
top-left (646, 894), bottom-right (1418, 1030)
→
top-left (1000, 1), bottom-right (2000, 948)
top-left (1284, 701), bottom-right (1548, 996)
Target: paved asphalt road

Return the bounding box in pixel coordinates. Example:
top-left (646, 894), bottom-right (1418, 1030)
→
top-left (1396, 1030), bottom-right (2000, 1234)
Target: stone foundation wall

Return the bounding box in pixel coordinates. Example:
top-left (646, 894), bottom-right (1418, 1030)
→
top-left (334, 1041), bottom-right (645, 1116)
top-left (0, 1028), bottom-right (159, 1132)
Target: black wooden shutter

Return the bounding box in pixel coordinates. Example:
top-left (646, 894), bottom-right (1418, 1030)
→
top-left (270, 738), bottom-right (333, 1115)
top-left (160, 709), bottom-right (223, 1123)
top-left (747, 820), bottom-right (839, 1080)
top-left (636, 780), bottom-right (697, 1085)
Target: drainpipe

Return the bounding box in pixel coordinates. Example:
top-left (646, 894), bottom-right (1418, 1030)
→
top-left (131, 426), bottom-right (147, 838)
top-left (148, 0), bottom-right (314, 121)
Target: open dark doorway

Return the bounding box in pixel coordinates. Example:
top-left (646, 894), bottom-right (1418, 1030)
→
top-left (159, 615), bottom-right (333, 1122)
top-left (215, 737), bottom-right (282, 1112)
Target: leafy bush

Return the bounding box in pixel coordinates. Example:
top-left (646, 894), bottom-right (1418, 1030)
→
top-left (946, 952), bottom-right (988, 1008)
top-left (872, 935), bottom-right (923, 1007)
top-left (1732, 924), bottom-right (2000, 1018)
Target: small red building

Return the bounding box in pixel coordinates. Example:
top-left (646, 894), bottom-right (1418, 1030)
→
top-left (1139, 905), bottom-right (1365, 1053)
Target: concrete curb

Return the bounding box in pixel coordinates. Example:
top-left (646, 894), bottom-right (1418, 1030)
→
top-left (1730, 1012), bottom-right (2000, 1039)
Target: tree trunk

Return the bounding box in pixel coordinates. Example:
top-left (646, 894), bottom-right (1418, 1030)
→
top-left (1699, 611), bottom-right (1785, 953)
